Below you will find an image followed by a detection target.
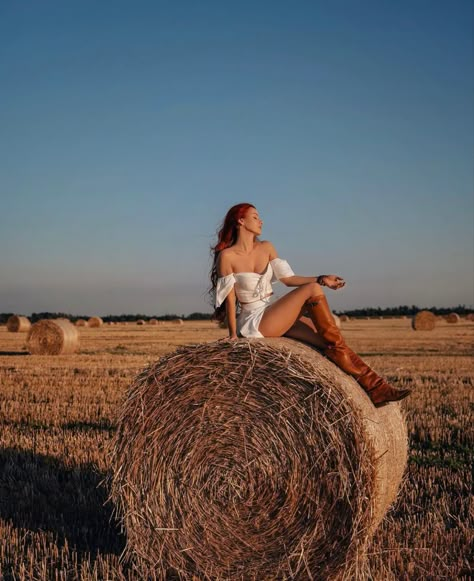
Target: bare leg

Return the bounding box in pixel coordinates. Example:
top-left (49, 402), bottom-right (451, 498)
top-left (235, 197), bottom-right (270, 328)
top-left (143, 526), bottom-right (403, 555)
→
top-left (284, 317), bottom-right (326, 350)
top-left (259, 285), bottom-right (361, 376)
top-left (258, 283), bottom-right (411, 407)
top-left (258, 283), bottom-right (324, 337)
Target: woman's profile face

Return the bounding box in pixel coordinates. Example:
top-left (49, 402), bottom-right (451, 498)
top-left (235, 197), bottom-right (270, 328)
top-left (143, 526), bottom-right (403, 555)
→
top-left (240, 207), bottom-right (263, 235)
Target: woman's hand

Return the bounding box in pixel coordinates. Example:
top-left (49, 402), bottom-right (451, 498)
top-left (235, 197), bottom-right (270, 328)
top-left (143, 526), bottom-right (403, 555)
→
top-left (218, 335), bottom-right (238, 342)
top-left (322, 275), bottom-right (346, 290)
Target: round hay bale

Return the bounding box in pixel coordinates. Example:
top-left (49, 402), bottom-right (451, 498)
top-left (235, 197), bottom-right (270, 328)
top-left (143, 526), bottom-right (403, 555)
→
top-left (26, 319), bottom-right (79, 355)
top-left (446, 312), bottom-right (460, 324)
top-left (466, 313), bottom-right (474, 322)
top-left (137, 319), bottom-right (146, 326)
top-left (411, 310), bottom-right (436, 331)
top-left (170, 318), bottom-right (184, 325)
top-left (149, 318), bottom-right (159, 325)
top-left (88, 316), bottom-right (103, 328)
top-left (332, 313), bottom-right (341, 328)
top-left (6, 315), bottom-right (31, 333)
top-left (110, 339), bottom-right (407, 579)
top-left (340, 314), bottom-right (350, 322)
top-left (75, 319), bottom-right (87, 327)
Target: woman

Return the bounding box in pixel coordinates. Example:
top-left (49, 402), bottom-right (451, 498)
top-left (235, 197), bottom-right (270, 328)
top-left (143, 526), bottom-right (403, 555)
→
top-left (210, 203), bottom-right (411, 407)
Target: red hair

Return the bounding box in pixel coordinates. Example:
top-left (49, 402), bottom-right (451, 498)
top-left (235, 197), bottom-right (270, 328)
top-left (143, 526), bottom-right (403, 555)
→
top-left (209, 203), bottom-right (255, 321)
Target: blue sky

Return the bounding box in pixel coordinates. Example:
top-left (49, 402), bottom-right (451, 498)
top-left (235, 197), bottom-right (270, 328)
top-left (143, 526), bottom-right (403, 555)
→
top-left (1, 0), bottom-right (473, 315)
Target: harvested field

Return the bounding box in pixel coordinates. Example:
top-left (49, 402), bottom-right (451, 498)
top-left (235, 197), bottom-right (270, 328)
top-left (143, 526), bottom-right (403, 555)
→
top-left (0, 318), bottom-right (472, 579)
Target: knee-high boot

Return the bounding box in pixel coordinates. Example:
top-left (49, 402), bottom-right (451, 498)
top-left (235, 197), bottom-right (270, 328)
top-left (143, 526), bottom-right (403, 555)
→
top-left (346, 350), bottom-right (412, 407)
top-left (308, 296), bottom-right (411, 406)
top-left (307, 295), bottom-right (363, 377)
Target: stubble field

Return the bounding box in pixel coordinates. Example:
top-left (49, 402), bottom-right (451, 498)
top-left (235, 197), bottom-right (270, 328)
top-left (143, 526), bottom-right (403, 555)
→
top-left (0, 318), bottom-right (472, 580)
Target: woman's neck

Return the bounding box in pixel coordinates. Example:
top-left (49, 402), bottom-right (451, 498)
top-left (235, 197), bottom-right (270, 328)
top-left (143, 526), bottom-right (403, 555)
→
top-left (234, 230), bottom-right (257, 254)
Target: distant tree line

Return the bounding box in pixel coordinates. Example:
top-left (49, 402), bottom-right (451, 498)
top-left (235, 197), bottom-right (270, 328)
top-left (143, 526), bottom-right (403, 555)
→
top-left (0, 312), bottom-right (214, 324)
top-left (0, 305), bottom-right (473, 325)
top-left (334, 305), bottom-right (474, 318)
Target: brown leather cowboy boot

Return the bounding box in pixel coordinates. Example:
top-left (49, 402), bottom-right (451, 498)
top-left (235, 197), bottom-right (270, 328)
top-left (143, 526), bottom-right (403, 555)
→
top-left (347, 349), bottom-right (412, 406)
top-left (307, 295), bottom-right (363, 377)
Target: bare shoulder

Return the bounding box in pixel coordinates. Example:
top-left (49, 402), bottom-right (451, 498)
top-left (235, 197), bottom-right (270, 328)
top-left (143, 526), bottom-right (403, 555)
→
top-left (259, 240), bottom-right (278, 260)
top-left (217, 248), bottom-right (234, 276)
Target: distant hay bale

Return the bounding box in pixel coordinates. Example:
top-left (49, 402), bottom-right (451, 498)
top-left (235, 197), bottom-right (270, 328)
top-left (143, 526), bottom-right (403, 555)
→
top-left (26, 319), bottom-right (79, 355)
top-left (110, 339), bottom-right (407, 579)
top-left (340, 314), bottom-right (350, 322)
top-left (137, 319), bottom-right (145, 325)
top-left (75, 319), bottom-right (87, 327)
top-left (332, 313), bottom-right (341, 328)
top-left (412, 311), bottom-right (436, 331)
top-left (148, 318), bottom-right (159, 325)
top-left (466, 314), bottom-right (474, 322)
top-left (6, 315), bottom-right (31, 333)
top-left (170, 318), bottom-right (184, 325)
top-left (446, 313), bottom-right (460, 324)
top-left (88, 316), bottom-right (103, 328)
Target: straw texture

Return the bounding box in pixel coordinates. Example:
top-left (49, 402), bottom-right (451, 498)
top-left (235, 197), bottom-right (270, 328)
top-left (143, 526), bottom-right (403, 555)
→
top-left (110, 339), bottom-right (407, 579)
top-left (26, 319), bottom-right (79, 355)
top-left (446, 313), bottom-right (460, 324)
top-left (88, 316), bottom-right (103, 328)
top-left (411, 311), bottom-right (436, 331)
top-left (6, 315), bottom-right (31, 333)
top-left (75, 319), bottom-right (87, 327)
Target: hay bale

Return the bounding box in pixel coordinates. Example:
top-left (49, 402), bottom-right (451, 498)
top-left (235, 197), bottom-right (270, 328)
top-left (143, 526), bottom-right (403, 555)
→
top-left (149, 318), bottom-right (160, 325)
top-left (75, 319), bottom-right (87, 327)
top-left (26, 319), bottom-right (79, 355)
top-left (170, 318), bottom-right (184, 325)
top-left (446, 313), bottom-right (460, 324)
top-left (412, 310), bottom-right (436, 331)
top-left (137, 319), bottom-right (146, 326)
top-left (333, 313), bottom-right (341, 328)
top-left (88, 316), bottom-right (103, 328)
top-left (6, 315), bottom-right (31, 333)
top-left (466, 314), bottom-right (474, 322)
top-left (340, 314), bottom-right (350, 322)
top-left (110, 339), bottom-right (407, 579)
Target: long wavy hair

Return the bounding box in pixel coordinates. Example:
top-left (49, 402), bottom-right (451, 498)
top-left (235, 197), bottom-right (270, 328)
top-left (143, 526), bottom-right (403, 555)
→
top-left (209, 203), bottom-right (256, 321)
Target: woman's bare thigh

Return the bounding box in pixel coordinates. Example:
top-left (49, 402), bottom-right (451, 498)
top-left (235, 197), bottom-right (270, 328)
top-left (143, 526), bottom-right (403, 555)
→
top-left (283, 317), bottom-right (326, 349)
top-left (258, 285), bottom-right (324, 337)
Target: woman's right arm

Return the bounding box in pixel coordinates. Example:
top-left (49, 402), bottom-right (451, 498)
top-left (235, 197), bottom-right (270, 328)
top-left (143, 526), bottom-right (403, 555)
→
top-left (217, 251), bottom-right (238, 339)
top-left (225, 287), bottom-right (238, 339)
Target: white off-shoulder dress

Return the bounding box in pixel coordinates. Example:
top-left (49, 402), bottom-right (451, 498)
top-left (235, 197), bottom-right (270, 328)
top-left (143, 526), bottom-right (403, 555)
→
top-left (215, 258), bottom-right (295, 338)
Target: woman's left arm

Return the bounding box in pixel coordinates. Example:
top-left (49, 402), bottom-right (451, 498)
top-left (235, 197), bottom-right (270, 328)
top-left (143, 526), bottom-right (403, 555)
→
top-left (265, 241), bottom-right (346, 290)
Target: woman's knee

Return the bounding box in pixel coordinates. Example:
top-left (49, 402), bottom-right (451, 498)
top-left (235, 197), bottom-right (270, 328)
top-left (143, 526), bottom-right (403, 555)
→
top-left (303, 281), bottom-right (325, 302)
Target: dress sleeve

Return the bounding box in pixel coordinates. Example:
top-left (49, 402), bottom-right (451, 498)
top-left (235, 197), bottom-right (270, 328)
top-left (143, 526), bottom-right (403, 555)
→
top-left (270, 258), bottom-right (295, 282)
top-left (215, 274), bottom-right (236, 307)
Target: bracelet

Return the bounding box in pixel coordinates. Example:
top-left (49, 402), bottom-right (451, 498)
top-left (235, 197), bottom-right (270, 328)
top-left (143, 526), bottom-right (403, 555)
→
top-left (316, 275), bottom-right (326, 286)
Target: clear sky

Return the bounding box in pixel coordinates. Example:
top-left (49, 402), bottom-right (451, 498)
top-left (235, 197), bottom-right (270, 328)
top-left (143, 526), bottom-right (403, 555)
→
top-left (1, 0), bottom-right (473, 316)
